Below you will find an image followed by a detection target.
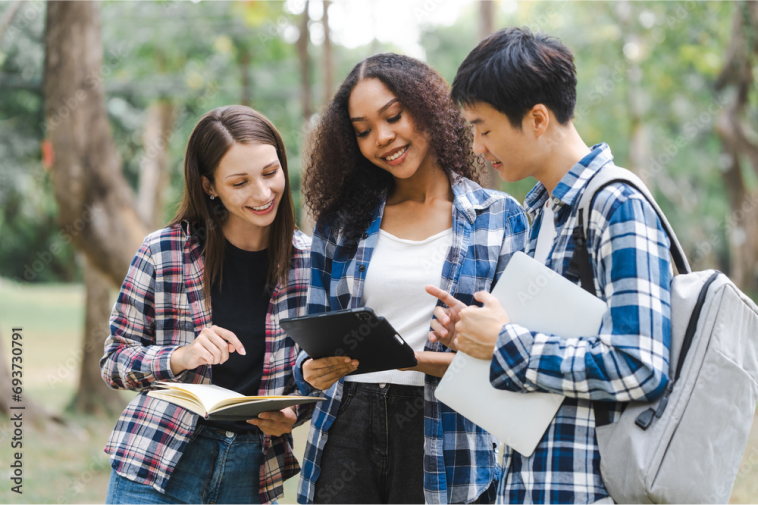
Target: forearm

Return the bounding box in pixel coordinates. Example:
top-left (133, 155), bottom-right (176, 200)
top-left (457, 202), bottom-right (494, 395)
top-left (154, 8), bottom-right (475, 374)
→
top-left (101, 338), bottom-right (184, 391)
top-left (490, 322), bottom-right (669, 402)
top-left (412, 351), bottom-right (455, 378)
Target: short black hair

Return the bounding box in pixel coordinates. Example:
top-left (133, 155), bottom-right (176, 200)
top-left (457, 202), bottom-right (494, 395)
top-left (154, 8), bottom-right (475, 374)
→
top-left (452, 27), bottom-right (577, 128)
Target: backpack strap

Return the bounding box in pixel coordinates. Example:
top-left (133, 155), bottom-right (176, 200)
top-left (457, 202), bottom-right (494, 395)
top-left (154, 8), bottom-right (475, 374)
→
top-left (565, 166), bottom-right (691, 427)
top-left (568, 166), bottom-right (691, 278)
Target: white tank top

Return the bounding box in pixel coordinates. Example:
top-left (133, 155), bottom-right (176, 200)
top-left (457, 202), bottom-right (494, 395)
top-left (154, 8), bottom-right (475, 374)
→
top-left (344, 227), bottom-right (453, 386)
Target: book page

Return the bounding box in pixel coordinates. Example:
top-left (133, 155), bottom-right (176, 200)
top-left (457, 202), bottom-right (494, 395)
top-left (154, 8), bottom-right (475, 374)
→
top-left (154, 382), bottom-right (296, 411)
top-left (154, 382), bottom-right (243, 411)
top-left (147, 390), bottom-right (207, 417)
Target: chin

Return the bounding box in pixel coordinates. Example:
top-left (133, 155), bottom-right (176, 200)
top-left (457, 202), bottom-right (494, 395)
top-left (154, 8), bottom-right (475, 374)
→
top-left (494, 166), bottom-right (520, 184)
top-left (385, 162), bottom-right (421, 180)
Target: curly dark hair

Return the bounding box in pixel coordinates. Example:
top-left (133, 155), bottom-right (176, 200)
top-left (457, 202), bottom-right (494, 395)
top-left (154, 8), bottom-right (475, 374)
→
top-left (302, 53), bottom-right (482, 250)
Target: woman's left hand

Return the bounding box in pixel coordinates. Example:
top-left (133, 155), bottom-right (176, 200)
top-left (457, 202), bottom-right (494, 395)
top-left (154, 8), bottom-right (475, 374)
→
top-left (247, 406), bottom-right (297, 436)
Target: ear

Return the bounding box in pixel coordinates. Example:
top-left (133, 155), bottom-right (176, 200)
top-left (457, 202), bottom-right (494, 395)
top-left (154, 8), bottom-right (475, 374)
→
top-left (201, 176), bottom-right (215, 198)
top-left (527, 104), bottom-right (550, 139)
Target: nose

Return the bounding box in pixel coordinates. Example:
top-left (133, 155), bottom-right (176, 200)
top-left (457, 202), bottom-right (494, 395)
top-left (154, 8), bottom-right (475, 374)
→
top-left (250, 178), bottom-right (271, 203)
top-left (375, 123), bottom-right (395, 148)
top-left (472, 130), bottom-right (487, 155)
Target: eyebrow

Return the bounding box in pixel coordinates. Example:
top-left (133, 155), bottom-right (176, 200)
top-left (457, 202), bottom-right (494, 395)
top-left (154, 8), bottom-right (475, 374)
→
top-left (224, 160), bottom-right (279, 179)
top-left (350, 98), bottom-right (400, 122)
top-left (469, 118), bottom-right (483, 125)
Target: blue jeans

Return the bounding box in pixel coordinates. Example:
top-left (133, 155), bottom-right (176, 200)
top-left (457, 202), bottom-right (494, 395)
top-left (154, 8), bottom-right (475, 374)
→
top-left (106, 423), bottom-right (265, 504)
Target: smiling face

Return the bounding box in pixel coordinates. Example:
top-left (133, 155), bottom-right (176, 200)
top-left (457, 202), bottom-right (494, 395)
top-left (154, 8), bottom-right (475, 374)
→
top-left (348, 78), bottom-right (433, 179)
top-left (462, 101), bottom-right (545, 183)
top-left (202, 142), bottom-right (285, 232)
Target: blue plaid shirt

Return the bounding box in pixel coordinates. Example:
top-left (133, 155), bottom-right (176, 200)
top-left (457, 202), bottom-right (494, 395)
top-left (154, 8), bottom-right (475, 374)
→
top-left (490, 144), bottom-right (673, 503)
top-left (293, 176), bottom-right (529, 504)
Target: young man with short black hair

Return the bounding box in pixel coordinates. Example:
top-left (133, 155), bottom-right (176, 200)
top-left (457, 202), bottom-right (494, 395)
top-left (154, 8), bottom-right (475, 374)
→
top-left (428, 27), bottom-right (673, 504)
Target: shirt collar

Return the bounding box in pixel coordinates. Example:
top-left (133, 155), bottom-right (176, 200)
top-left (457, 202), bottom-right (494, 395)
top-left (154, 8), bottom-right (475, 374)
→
top-left (524, 143), bottom-right (614, 219)
top-left (179, 219), bottom-right (308, 251)
top-left (450, 175), bottom-right (499, 224)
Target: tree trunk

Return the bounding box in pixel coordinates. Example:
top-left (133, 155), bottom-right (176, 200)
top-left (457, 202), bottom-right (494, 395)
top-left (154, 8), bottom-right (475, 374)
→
top-left (322, 0), bottom-right (334, 107)
top-left (68, 258), bottom-right (124, 415)
top-left (477, 0), bottom-right (499, 190)
top-left (297, 0), bottom-right (312, 122)
top-left (297, 0), bottom-right (316, 234)
top-left (239, 44), bottom-right (251, 107)
top-left (715, 2), bottom-right (758, 292)
top-left (44, 1), bottom-right (149, 288)
top-left (44, 2), bottom-right (152, 415)
top-left (478, 0), bottom-right (495, 41)
top-left (137, 100), bottom-right (175, 230)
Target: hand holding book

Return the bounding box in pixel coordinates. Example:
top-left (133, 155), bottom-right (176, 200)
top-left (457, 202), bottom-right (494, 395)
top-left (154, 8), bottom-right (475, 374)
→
top-left (248, 407), bottom-right (297, 436)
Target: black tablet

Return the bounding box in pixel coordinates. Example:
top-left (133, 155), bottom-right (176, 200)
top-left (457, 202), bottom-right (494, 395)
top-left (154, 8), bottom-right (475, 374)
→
top-left (279, 307), bottom-right (417, 375)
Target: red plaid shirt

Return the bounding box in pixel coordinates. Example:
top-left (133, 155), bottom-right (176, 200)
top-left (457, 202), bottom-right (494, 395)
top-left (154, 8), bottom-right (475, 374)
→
top-left (100, 220), bottom-right (313, 503)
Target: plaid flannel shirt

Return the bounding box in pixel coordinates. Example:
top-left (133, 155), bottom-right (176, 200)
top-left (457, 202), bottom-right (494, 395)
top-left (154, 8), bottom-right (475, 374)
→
top-left (490, 144), bottom-right (673, 503)
top-left (100, 221), bottom-right (313, 503)
top-left (292, 176), bottom-right (529, 504)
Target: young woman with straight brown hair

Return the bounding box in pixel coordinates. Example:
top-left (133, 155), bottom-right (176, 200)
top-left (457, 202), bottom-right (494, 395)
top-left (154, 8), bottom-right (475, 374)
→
top-left (101, 105), bottom-right (312, 504)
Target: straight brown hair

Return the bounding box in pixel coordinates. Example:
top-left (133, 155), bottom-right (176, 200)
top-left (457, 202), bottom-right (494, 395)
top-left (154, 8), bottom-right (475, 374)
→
top-left (170, 105), bottom-right (296, 301)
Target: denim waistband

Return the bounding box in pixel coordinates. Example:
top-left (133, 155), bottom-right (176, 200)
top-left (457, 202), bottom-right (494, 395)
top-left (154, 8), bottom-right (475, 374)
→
top-left (192, 423), bottom-right (264, 443)
top-left (343, 381), bottom-right (424, 397)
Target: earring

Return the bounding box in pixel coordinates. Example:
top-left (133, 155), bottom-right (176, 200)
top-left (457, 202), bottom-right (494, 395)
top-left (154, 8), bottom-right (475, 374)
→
top-left (210, 195), bottom-right (215, 200)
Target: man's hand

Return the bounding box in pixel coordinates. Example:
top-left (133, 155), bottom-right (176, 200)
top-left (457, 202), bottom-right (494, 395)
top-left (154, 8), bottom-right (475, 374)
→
top-left (248, 407), bottom-right (297, 437)
top-left (425, 285), bottom-right (469, 351)
top-left (455, 291), bottom-right (510, 360)
top-left (303, 356), bottom-right (358, 391)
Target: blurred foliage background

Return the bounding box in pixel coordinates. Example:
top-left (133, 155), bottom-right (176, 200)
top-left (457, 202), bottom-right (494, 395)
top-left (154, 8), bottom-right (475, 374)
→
top-left (1, 0), bottom-right (755, 285)
top-left (0, 0), bottom-right (757, 503)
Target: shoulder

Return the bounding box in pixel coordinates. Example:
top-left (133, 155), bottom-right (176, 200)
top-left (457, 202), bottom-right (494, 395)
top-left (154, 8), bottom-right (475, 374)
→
top-left (455, 177), bottom-right (527, 233)
top-left (133, 223), bottom-right (188, 274)
top-left (455, 176), bottom-right (523, 213)
top-left (588, 181), bottom-right (666, 244)
top-left (292, 229), bottom-right (312, 253)
top-left (143, 223), bottom-right (185, 251)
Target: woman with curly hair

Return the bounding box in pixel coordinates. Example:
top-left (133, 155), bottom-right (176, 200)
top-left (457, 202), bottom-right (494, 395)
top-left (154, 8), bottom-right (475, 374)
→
top-left (292, 53), bottom-right (529, 505)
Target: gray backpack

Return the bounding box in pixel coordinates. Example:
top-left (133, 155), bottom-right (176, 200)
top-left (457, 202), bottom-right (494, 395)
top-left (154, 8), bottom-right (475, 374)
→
top-left (569, 165), bottom-right (758, 503)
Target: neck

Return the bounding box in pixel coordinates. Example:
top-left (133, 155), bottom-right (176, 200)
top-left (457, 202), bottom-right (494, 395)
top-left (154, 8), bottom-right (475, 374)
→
top-left (533, 122), bottom-right (591, 197)
top-left (388, 155), bottom-right (452, 204)
top-left (222, 217), bottom-right (269, 251)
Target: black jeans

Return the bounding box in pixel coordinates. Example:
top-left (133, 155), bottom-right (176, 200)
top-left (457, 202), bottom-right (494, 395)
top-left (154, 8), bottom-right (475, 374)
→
top-left (314, 382), bottom-right (425, 504)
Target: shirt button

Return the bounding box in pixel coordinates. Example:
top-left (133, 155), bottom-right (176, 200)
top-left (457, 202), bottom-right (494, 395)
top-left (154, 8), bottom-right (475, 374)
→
top-left (270, 355), bottom-right (275, 363)
top-left (379, 383), bottom-right (386, 388)
top-left (225, 431), bottom-right (235, 438)
top-left (552, 197), bottom-right (561, 206)
top-left (358, 264), bottom-right (366, 272)
top-left (362, 233), bottom-right (368, 239)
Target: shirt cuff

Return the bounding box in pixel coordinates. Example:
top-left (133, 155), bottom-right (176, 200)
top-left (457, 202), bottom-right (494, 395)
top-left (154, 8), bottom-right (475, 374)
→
top-left (153, 345), bottom-right (190, 383)
top-left (489, 323), bottom-right (535, 392)
top-left (294, 350), bottom-right (315, 396)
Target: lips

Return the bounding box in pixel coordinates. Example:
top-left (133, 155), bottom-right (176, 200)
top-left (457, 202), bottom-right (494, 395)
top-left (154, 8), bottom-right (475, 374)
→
top-left (246, 199), bottom-right (275, 215)
top-left (381, 145), bottom-right (409, 161)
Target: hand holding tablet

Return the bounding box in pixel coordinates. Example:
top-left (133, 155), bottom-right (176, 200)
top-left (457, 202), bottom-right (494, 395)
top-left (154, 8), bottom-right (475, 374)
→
top-left (279, 308), bottom-right (417, 383)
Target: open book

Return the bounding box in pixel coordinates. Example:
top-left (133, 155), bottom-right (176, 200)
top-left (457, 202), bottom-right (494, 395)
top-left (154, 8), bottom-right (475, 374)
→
top-left (147, 381), bottom-right (325, 421)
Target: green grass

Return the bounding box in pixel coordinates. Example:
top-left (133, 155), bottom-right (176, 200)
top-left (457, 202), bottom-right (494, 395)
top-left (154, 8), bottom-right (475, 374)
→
top-left (0, 279), bottom-right (756, 503)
